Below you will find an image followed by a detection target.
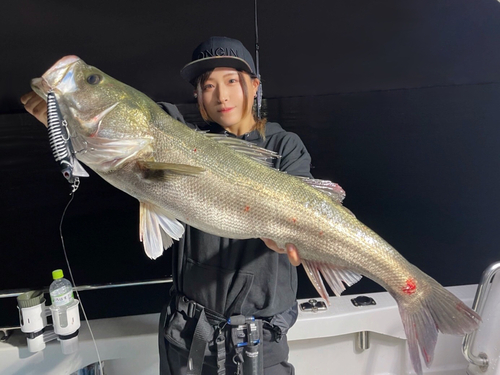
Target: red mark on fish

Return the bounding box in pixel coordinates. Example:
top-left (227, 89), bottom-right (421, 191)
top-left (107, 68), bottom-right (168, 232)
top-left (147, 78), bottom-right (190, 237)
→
top-left (402, 278), bottom-right (417, 294)
top-left (244, 206), bottom-right (250, 212)
top-left (423, 348), bottom-right (430, 364)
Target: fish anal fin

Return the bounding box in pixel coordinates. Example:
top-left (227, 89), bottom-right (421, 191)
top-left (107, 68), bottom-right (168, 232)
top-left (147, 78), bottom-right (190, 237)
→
top-left (302, 259), bottom-right (363, 305)
top-left (139, 201), bottom-right (184, 259)
top-left (138, 160), bottom-right (205, 181)
top-left (302, 259), bottom-right (330, 304)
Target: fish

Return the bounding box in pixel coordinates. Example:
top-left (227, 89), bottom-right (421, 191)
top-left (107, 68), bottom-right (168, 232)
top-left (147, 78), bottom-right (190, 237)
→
top-left (30, 55), bottom-right (480, 375)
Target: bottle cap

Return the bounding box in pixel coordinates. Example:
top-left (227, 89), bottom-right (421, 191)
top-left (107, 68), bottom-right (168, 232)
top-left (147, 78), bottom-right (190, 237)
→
top-left (17, 290), bottom-right (45, 308)
top-left (52, 269), bottom-right (64, 280)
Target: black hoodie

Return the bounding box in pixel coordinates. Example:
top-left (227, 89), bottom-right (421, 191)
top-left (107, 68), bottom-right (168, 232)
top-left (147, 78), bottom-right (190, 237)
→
top-left (157, 103), bottom-right (312, 365)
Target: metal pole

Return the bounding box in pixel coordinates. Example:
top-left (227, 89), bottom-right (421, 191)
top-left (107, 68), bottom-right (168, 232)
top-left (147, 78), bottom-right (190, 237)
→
top-left (462, 262), bottom-right (500, 371)
top-left (0, 277), bottom-right (173, 299)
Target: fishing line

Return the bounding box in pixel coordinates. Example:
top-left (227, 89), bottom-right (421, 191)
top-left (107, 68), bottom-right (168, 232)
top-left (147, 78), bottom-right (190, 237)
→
top-left (47, 90), bottom-right (103, 373)
top-left (58, 189), bottom-right (104, 374)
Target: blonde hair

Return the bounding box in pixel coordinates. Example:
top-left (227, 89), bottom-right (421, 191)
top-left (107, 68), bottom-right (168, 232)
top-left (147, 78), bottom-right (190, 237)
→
top-left (195, 70), bottom-right (267, 139)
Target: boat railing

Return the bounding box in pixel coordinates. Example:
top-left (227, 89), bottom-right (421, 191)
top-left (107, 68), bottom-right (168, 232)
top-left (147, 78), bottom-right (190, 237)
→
top-left (0, 277), bottom-right (172, 340)
top-left (462, 261), bottom-right (500, 372)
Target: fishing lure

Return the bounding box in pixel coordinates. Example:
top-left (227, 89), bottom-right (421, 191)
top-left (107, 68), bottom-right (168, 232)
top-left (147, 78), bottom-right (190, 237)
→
top-left (46, 91), bottom-right (89, 190)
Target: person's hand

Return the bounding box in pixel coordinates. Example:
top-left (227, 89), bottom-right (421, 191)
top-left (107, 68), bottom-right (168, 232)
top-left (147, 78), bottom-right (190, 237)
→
top-left (20, 91), bottom-right (48, 127)
top-left (261, 238), bottom-right (301, 266)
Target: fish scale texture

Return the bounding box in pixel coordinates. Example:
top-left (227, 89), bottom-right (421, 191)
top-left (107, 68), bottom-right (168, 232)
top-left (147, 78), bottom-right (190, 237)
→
top-left (33, 56), bottom-right (481, 375)
top-left (154, 124), bottom-right (402, 278)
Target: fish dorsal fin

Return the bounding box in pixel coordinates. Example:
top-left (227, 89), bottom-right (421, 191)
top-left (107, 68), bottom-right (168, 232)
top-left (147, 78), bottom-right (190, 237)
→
top-left (302, 259), bottom-right (363, 303)
top-left (298, 177), bottom-right (346, 204)
top-left (138, 160), bottom-right (205, 181)
top-left (203, 132), bottom-right (279, 167)
top-left (299, 178), bottom-right (356, 216)
top-left (139, 201), bottom-right (184, 259)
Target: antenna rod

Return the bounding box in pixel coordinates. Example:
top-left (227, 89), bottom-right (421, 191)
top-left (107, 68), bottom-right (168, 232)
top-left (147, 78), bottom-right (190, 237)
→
top-left (254, 0), bottom-right (262, 118)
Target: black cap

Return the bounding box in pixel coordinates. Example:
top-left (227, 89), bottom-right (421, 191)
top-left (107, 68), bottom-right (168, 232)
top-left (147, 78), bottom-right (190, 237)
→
top-left (180, 36), bottom-right (257, 85)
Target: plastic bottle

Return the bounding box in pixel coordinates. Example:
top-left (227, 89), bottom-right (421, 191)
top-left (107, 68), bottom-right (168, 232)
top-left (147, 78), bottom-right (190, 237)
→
top-left (49, 269), bottom-right (74, 327)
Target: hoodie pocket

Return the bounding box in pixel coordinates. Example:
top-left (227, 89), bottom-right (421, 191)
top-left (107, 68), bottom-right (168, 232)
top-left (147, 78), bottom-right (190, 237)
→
top-left (182, 257), bottom-right (254, 316)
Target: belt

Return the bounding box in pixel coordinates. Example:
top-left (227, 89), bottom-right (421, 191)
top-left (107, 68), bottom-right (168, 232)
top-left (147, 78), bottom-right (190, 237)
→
top-left (176, 295), bottom-right (226, 325)
top-left (175, 294), bottom-right (226, 375)
top-left (173, 294), bottom-right (267, 375)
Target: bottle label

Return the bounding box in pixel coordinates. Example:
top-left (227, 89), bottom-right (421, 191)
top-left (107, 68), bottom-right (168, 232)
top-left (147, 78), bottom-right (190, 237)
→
top-left (51, 289), bottom-right (74, 307)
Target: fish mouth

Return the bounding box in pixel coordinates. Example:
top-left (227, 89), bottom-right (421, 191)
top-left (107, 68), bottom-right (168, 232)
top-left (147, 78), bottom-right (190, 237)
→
top-left (31, 55), bottom-right (81, 99)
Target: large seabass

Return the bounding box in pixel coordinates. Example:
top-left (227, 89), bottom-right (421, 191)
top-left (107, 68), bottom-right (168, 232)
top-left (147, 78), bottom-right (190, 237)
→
top-left (31, 55), bottom-right (480, 375)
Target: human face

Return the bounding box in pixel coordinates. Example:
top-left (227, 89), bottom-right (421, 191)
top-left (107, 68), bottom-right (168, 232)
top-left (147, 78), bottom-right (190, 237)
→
top-left (198, 67), bottom-right (259, 136)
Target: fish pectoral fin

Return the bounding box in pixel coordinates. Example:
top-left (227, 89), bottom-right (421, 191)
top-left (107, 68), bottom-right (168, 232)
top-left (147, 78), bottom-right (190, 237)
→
top-left (302, 259), bottom-right (363, 303)
top-left (138, 160), bottom-right (205, 181)
top-left (139, 201), bottom-right (185, 259)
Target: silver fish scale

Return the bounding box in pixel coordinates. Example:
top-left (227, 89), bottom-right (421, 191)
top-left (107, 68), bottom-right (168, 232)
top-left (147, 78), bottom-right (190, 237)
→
top-left (99, 114), bottom-right (416, 292)
top-left (50, 69), bottom-right (417, 296)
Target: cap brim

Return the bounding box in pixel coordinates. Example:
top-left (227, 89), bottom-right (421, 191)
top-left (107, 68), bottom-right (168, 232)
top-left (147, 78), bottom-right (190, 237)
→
top-left (180, 56), bottom-right (254, 85)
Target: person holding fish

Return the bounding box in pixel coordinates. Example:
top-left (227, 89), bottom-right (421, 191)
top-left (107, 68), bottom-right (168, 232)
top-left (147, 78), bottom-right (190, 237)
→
top-left (21, 33), bottom-right (483, 375)
top-left (21, 36), bottom-right (311, 375)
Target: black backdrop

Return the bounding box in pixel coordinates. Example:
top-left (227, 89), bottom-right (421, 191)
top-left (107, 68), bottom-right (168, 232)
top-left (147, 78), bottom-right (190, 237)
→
top-left (1, 0), bottom-right (500, 327)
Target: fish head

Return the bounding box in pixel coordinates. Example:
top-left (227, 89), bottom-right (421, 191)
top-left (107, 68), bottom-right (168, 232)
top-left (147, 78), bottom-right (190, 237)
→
top-left (31, 55), bottom-right (155, 172)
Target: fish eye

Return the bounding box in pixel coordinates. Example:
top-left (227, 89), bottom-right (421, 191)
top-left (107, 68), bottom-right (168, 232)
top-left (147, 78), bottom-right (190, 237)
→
top-left (87, 74), bottom-right (102, 85)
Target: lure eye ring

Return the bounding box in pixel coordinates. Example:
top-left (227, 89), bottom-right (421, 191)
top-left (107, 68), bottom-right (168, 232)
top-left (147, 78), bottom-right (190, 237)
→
top-left (87, 74), bottom-right (102, 85)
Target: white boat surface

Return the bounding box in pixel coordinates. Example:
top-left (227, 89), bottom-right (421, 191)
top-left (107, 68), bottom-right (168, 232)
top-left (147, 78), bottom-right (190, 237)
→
top-left (2, 283), bottom-right (495, 375)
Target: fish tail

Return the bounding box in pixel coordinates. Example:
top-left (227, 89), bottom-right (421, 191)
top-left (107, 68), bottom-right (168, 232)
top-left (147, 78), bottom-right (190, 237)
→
top-left (394, 276), bottom-right (480, 375)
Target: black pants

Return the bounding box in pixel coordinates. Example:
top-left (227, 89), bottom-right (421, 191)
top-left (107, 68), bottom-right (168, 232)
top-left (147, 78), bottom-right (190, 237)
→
top-left (159, 303), bottom-right (296, 375)
top-left (161, 338), bottom-right (295, 375)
